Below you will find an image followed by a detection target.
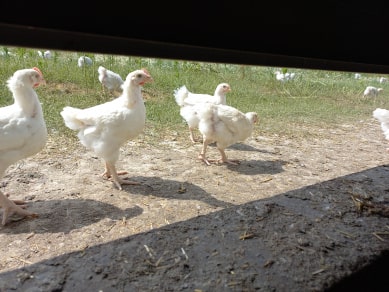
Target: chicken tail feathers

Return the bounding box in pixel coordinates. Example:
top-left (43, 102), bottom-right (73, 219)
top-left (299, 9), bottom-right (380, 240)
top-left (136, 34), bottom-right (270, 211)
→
top-left (60, 106), bottom-right (85, 130)
top-left (174, 85), bottom-right (189, 107)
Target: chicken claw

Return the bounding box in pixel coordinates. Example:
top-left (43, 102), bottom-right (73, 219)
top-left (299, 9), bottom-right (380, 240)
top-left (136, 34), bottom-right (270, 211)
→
top-left (198, 154), bottom-right (240, 166)
top-left (198, 153), bottom-right (211, 166)
top-left (219, 159), bottom-right (240, 165)
top-left (198, 146), bottom-right (240, 166)
top-left (218, 149), bottom-right (241, 165)
top-left (0, 192), bottom-right (38, 226)
top-left (102, 162), bottom-right (140, 190)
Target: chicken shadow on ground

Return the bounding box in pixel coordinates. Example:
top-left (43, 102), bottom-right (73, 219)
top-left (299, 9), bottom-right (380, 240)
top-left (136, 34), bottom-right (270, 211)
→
top-left (121, 176), bottom-right (235, 209)
top-left (0, 199), bottom-right (143, 235)
top-left (226, 142), bottom-right (277, 154)
top-left (224, 159), bottom-right (287, 175)
top-left (206, 142), bottom-right (276, 155)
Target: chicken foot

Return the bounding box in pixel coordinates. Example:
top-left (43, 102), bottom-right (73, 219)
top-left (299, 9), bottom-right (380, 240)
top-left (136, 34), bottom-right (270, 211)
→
top-left (102, 162), bottom-right (140, 190)
top-left (198, 153), bottom-right (211, 165)
top-left (0, 191), bottom-right (38, 225)
top-left (216, 148), bottom-right (240, 165)
top-left (198, 141), bottom-right (240, 166)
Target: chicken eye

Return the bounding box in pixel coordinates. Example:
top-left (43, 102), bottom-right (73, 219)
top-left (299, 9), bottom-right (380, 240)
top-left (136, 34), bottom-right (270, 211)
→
top-left (136, 74), bottom-right (142, 78)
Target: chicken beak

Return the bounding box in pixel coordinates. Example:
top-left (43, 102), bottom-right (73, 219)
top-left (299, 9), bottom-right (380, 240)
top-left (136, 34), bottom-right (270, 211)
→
top-left (140, 76), bottom-right (153, 86)
top-left (33, 78), bottom-right (46, 88)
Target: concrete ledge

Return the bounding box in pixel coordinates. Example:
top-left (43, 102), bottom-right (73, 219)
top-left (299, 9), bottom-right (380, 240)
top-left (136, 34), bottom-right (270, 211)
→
top-left (1, 166), bottom-right (388, 291)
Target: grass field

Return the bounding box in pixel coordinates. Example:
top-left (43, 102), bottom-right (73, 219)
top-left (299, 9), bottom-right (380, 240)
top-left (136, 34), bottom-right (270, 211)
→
top-left (1, 46), bottom-right (389, 141)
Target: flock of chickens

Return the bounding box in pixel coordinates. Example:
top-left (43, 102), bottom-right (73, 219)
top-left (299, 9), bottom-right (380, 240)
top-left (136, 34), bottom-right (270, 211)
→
top-left (0, 66), bottom-right (259, 226)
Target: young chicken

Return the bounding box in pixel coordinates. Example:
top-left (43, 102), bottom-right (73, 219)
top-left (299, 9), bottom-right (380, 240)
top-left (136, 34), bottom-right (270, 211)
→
top-left (77, 56), bottom-right (93, 67)
top-left (363, 86), bottom-right (383, 98)
top-left (0, 67), bottom-right (46, 225)
top-left (174, 83), bottom-right (231, 143)
top-left (196, 103), bottom-right (258, 165)
top-left (60, 68), bottom-right (153, 190)
top-left (38, 50), bottom-right (52, 59)
top-left (97, 66), bottom-right (124, 96)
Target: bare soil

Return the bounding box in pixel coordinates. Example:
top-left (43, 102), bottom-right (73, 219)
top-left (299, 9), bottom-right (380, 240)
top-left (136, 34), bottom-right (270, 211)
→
top-left (1, 118), bottom-right (389, 291)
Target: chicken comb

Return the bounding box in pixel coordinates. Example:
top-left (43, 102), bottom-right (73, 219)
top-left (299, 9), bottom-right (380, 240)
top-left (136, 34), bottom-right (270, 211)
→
top-left (32, 67), bottom-right (43, 77)
top-left (141, 68), bottom-right (150, 76)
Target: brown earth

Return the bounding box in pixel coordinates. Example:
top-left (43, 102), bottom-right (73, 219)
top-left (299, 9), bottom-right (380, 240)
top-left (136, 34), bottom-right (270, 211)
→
top-left (0, 118), bottom-right (389, 291)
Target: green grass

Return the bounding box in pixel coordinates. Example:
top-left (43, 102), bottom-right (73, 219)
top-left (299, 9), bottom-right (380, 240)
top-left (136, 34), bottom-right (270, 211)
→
top-left (1, 46), bottom-right (389, 141)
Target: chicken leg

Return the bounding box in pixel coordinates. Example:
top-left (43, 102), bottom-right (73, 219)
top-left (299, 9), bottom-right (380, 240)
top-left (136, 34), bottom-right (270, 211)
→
top-left (216, 147), bottom-right (240, 165)
top-left (101, 162), bottom-right (140, 190)
top-left (198, 138), bottom-right (212, 165)
top-left (189, 127), bottom-right (197, 143)
top-left (0, 191), bottom-right (38, 225)
top-left (189, 127), bottom-right (201, 143)
top-left (198, 139), bottom-right (240, 166)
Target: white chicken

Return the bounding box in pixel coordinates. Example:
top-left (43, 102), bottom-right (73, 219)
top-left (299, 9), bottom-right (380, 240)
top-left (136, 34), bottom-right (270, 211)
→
top-left (174, 83), bottom-right (231, 143)
top-left (373, 108), bottom-right (389, 151)
top-left (98, 66), bottom-right (124, 95)
top-left (275, 71), bottom-right (296, 82)
top-left (0, 67), bottom-right (46, 225)
top-left (77, 56), bottom-right (93, 67)
top-left (363, 86), bottom-right (383, 98)
top-left (60, 68), bottom-right (153, 190)
top-left (195, 103), bottom-right (258, 165)
top-left (38, 50), bottom-right (52, 59)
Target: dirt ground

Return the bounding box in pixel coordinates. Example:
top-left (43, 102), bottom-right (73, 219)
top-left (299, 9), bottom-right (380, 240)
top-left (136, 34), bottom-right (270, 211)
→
top-left (0, 118), bottom-right (389, 291)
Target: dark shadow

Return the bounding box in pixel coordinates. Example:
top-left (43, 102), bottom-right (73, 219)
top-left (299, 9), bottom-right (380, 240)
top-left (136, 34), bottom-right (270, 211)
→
top-left (227, 142), bottom-right (276, 154)
top-left (0, 199), bottom-right (143, 234)
top-left (325, 250), bottom-right (389, 292)
top-left (121, 176), bottom-right (235, 209)
top-left (0, 166), bottom-right (388, 291)
top-left (225, 159), bottom-right (287, 175)
top-left (208, 142), bottom-right (276, 155)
